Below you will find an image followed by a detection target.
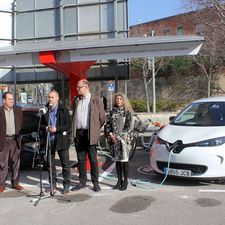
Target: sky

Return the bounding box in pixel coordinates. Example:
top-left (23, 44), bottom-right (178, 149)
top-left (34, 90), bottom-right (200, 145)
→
top-left (128, 0), bottom-right (187, 26)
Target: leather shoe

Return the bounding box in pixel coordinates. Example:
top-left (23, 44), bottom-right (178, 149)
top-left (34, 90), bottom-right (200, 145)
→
top-left (93, 183), bottom-right (101, 192)
top-left (71, 183), bottom-right (86, 191)
top-left (113, 181), bottom-right (123, 190)
top-left (63, 185), bottom-right (70, 195)
top-left (45, 188), bottom-right (57, 194)
top-left (0, 186), bottom-right (5, 193)
top-left (119, 181), bottom-right (128, 191)
top-left (12, 184), bottom-right (24, 190)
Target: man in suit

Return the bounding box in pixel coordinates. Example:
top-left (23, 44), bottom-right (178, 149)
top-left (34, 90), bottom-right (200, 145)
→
top-left (0, 91), bottom-right (23, 193)
top-left (41, 90), bottom-right (71, 195)
top-left (72, 79), bottom-right (105, 192)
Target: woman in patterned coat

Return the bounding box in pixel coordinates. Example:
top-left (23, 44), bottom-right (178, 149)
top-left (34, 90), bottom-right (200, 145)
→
top-left (104, 93), bottom-right (134, 191)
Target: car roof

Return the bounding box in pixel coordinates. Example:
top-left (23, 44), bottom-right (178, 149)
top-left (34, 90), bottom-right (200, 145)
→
top-left (193, 96), bottom-right (225, 103)
top-left (16, 103), bottom-right (41, 111)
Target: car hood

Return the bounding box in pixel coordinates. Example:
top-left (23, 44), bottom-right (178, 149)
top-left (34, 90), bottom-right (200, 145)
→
top-left (158, 124), bottom-right (225, 144)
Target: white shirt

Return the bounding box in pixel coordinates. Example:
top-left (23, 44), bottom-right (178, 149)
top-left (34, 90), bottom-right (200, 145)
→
top-left (76, 93), bottom-right (91, 129)
top-left (4, 107), bottom-right (15, 136)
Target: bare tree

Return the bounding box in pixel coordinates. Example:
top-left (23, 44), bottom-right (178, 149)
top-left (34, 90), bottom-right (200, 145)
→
top-left (130, 25), bottom-right (167, 112)
top-left (184, 0), bottom-right (225, 96)
top-left (184, 0), bottom-right (225, 30)
top-left (130, 57), bottom-right (165, 113)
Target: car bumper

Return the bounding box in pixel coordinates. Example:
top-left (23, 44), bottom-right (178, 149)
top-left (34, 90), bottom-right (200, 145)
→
top-left (150, 143), bottom-right (225, 179)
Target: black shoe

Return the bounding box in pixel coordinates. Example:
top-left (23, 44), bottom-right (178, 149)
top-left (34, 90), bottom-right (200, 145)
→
top-left (113, 181), bottom-right (123, 190)
top-left (93, 183), bottom-right (101, 192)
top-left (71, 183), bottom-right (86, 191)
top-left (63, 185), bottom-right (70, 195)
top-left (119, 181), bottom-right (128, 191)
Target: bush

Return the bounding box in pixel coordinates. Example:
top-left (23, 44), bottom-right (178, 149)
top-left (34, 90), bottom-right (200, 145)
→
top-left (130, 99), bottom-right (186, 112)
top-left (130, 99), bottom-right (147, 112)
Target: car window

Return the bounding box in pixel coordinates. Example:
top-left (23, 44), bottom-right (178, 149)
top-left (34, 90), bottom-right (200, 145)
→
top-left (21, 110), bottom-right (40, 134)
top-left (172, 102), bottom-right (225, 126)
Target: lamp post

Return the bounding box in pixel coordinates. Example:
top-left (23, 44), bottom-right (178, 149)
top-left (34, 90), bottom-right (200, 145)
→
top-left (151, 29), bottom-right (156, 113)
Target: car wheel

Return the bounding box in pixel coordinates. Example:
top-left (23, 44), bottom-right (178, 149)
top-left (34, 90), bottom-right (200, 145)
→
top-left (20, 151), bottom-right (34, 170)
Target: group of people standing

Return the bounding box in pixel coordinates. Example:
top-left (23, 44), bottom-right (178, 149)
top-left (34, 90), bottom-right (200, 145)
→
top-left (0, 79), bottom-right (136, 194)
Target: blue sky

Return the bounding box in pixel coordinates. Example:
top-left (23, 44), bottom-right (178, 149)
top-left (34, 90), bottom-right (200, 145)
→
top-left (128, 0), bottom-right (186, 26)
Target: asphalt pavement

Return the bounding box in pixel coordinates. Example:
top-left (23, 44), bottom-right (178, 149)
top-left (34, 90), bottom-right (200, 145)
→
top-left (1, 143), bottom-right (225, 225)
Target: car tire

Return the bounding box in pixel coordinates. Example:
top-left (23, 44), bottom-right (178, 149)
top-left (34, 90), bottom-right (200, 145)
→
top-left (20, 151), bottom-right (34, 170)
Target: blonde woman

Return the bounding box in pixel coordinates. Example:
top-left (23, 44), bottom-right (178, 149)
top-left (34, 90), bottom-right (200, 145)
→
top-left (104, 93), bottom-right (134, 191)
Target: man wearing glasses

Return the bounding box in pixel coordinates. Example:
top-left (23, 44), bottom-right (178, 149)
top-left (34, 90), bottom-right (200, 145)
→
top-left (72, 79), bottom-right (105, 192)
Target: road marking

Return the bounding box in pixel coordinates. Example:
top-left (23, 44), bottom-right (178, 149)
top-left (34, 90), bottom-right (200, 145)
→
top-left (99, 162), bottom-right (116, 182)
top-left (199, 189), bottom-right (225, 193)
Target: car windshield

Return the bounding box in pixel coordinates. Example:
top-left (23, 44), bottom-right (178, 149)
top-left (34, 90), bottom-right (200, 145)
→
top-left (172, 102), bottom-right (225, 126)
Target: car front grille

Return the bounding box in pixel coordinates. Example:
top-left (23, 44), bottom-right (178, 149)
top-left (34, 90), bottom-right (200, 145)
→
top-left (157, 161), bottom-right (208, 176)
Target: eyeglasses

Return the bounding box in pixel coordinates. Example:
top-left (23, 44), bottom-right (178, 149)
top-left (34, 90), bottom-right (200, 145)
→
top-left (76, 85), bottom-right (86, 90)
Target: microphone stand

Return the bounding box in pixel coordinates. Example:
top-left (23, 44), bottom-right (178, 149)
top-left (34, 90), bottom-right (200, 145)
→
top-left (27, 107), bottom-right (71, 206)
top-left (26, 110), bottom-right (46, 205)
top-left (45, 106), bottom-right (54, 196)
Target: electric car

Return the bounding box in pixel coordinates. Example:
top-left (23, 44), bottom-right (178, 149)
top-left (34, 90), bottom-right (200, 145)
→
top-left (150, 96), bottom-right (225, 179)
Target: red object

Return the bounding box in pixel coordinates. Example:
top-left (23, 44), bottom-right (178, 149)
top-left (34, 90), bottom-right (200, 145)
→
top-left (86, 154), bottom-right (91, 172)
top-left (39, 51), bottom-right (95, 102)
top-left (85, 154), bottom-right (102, 172)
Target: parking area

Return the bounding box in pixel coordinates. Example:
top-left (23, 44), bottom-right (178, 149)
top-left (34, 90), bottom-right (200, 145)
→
top-left (1, 144), bottom-right (225, 225)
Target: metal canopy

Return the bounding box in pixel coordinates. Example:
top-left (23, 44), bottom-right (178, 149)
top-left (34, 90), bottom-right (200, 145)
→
top-left (0, 35), bottom-right (204, 67)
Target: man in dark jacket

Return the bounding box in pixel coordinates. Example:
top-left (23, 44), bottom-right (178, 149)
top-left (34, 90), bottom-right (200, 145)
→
top-left (72, 79), bottom-right (105, 192)
top-left (0, 91), bottom-right (23, 193)
top-left (41, 90), bottom-right (71, 195)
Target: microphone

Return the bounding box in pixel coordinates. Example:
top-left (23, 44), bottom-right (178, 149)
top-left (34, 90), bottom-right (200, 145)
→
top-left (48, 104), bottom-right (53, 111)
top-left (39, 107), bottom-right (48, 115)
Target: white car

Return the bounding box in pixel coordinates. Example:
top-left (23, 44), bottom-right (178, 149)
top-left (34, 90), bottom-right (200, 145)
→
top-left (150, 96), bottom-right (225, 179)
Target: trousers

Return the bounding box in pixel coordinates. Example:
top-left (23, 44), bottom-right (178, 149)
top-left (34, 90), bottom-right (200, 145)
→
top-left (48, 141), bottom-right (70, 187)
top-left (75, 129), bottom-right (99, 185)
top-left (0, 137), bottom-right (21, 187)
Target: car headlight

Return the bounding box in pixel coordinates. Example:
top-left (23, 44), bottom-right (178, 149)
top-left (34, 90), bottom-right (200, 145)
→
top-left (196, 137), bottom-right (225, 147)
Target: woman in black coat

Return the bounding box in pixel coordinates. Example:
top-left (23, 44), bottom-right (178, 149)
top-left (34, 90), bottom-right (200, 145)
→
top-left (104, 93), bottom-right (134, 191)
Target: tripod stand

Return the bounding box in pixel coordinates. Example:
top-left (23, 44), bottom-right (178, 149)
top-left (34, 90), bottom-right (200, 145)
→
top-left (27, 108), bottom-right (70, 206)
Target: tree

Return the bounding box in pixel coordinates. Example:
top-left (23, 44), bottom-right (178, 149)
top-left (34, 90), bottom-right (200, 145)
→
top-left (130, 57), bottom-right (166, 113)
top-left (184, 0), bottom-right (225, 96)
top-left (184, 0), bottom-right (225, 30)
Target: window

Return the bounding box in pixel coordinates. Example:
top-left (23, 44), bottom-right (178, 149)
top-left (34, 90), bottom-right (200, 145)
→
top-left (195, 23), bottom-right (204, 36)
top-left (162, 28), bottom-right (170, 35)
top-left (177, 26), bottom-right (184, 35)
top-left (172, 102), bottom-right (225, 126)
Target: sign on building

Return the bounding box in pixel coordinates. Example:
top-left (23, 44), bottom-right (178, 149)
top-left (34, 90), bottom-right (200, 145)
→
top-left (107, 81), bottom-right (115, 91)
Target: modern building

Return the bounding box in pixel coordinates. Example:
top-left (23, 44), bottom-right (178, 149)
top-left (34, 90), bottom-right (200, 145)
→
top-left (0, 0), bottom-right (129, 103)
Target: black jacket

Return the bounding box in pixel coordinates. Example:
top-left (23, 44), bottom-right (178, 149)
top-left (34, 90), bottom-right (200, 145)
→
top-left (41, 103), bottom-right (71, 151)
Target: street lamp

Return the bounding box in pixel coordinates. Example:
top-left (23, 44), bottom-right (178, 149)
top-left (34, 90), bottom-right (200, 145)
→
top-left (150, 29), bottom-right (156, 113)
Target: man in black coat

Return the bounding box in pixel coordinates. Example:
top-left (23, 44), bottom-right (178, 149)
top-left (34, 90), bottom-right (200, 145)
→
top-left (41, 90), bottom-right (71, 195)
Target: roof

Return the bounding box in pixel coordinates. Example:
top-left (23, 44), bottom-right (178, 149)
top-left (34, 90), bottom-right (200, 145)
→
top-left (194, 96), bottom-right (225, 103)
top-left (0, 35), bottom-right (204, 67)
top-left (0, 35), bottom-right (203, 55)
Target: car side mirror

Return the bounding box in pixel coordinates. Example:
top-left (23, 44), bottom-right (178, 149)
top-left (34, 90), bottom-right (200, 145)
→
top-left (169, 116), bottom-right (176, 122)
